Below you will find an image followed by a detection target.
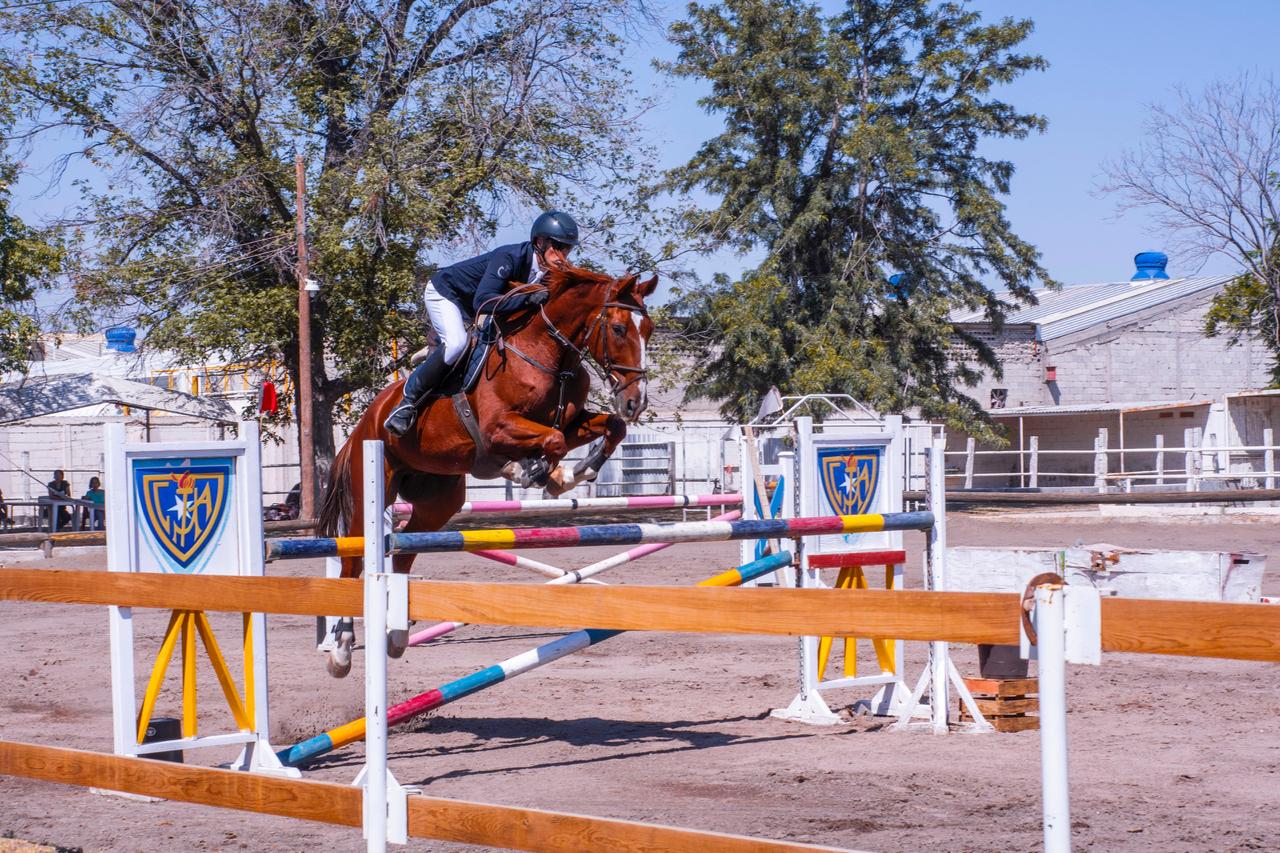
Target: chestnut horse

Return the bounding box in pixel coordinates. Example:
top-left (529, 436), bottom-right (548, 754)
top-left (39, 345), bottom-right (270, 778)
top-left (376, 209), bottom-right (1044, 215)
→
top-left (316, 265), bottom-right (657, 676)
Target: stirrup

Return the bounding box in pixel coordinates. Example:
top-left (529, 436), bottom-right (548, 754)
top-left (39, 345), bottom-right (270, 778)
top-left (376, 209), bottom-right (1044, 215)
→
top-left (383, 402), bottom-right (418, 437)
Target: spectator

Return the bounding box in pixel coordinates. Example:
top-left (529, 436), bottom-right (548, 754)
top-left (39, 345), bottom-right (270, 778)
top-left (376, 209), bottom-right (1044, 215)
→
top-left (83, 476), bottom-right (106, 530)
top-left (47, 469), bottom-right (71, 530)
top-left (0, 486), bottom-right (8, 528)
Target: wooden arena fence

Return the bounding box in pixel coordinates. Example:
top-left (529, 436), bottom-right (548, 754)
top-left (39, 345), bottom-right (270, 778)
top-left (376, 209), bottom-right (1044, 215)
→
top-left (1, 568), bottom-right (1278, 852)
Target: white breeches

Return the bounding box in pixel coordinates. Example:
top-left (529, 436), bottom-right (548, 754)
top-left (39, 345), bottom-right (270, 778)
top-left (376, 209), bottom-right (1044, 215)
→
top-left (424, 281), bottom-right (469, 365)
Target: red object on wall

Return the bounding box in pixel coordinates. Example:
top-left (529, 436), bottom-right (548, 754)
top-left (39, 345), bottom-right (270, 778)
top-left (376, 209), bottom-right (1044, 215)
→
top-left (1044, 365), bottom-right (1057, 383)
top-left (258, 380), bottom-right (279, 414)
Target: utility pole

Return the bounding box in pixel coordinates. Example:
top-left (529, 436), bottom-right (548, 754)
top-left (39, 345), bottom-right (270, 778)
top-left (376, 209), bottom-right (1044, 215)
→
top-left (295, 155), bottom-right (317, 521)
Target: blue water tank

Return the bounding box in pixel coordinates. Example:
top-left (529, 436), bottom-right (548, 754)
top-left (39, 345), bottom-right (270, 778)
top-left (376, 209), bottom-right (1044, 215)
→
top-left (105, 327), bottom-right (137, 353)
top-left (1132, 252), bottom-right (1169, 281)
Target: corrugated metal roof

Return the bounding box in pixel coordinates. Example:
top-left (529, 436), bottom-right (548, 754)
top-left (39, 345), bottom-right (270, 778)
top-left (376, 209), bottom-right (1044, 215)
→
top-left (953, 275), bottom-right (1234, 340)
top-left (0, 373), bottom-right (236, 423)
top-left (987, 398), bottom-right (1212, 418)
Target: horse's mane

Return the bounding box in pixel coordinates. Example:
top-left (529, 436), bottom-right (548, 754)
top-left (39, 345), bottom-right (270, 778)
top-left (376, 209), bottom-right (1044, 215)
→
top-left (542, 264), bottom-right (617, 293)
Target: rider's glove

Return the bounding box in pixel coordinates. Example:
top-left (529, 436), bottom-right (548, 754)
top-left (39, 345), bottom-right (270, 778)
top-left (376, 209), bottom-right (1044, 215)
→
top-left (526, 289), bottom-right (550, 308)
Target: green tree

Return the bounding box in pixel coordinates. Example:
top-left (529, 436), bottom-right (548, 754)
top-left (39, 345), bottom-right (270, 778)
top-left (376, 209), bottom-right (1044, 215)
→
top-left (0, 154), bottom-right (63, 375)
top-left (661, 0), bottom-right (1051, 433)
top-left (0, 0), bottom-right (652, 474)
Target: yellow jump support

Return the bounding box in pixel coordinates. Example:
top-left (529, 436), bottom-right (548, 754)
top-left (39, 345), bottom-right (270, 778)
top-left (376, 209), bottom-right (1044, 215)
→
top-left (135, 610), bottom-right (254, 744)
top-left (816, 564), bottom-right (898, 681)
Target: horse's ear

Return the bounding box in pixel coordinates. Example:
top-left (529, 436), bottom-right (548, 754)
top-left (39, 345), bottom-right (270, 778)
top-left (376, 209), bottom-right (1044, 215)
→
top-left (637, 275), bottom-right (658, 298)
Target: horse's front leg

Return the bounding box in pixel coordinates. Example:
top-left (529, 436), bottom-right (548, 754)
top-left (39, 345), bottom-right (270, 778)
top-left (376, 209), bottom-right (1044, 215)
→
top-left (486, 412), bottom-right (569, 488)
top-left (545, 411), bottom-right (627, 497)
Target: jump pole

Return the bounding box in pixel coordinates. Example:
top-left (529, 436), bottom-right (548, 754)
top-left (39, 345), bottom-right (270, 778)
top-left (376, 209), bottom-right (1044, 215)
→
top-left (392, 493), bottom-right (743, 518)
top-left (264, 512), bottom-right (935, 560)
top-left (406, 509), bottom-right (742, 647)
top-left (278, 550), bottom-right (795, 768)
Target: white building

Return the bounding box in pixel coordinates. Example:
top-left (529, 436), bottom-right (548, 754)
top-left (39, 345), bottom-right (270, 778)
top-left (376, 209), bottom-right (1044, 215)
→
top-left (947, 253), bottom-right (1279, 491)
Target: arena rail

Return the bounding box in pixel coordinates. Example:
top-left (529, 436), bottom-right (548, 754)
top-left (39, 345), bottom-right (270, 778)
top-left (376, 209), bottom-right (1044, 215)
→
top-left (0, 740), bottom-right (847, 853)
top-left (1, 569), bottom-right (1276, 660)
top-left (2, 568), bottom-right (1279, 853)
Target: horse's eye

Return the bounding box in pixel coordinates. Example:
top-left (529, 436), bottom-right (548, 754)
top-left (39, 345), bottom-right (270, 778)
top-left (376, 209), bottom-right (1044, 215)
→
top-left (611, 323), bottom-right (627, 336)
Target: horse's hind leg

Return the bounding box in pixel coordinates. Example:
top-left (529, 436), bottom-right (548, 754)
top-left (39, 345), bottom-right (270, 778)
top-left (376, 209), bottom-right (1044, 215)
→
top-left (384, 473), bottom-right (467, 659)
top-left (323, 553), bottom-right (364, 678)
top-left (325, 453), bottom-right (370, 679)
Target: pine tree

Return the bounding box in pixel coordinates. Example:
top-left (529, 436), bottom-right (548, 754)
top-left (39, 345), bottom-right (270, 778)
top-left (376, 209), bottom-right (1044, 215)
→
top-left (663, 0), bottom-right (1051, 433)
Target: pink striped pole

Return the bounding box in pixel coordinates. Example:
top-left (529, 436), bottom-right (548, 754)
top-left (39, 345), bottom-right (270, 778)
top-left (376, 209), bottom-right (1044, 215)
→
top-left (391, 493), bottom-right (742, 518)
top-left (405, 509), bottom-right (743, 648)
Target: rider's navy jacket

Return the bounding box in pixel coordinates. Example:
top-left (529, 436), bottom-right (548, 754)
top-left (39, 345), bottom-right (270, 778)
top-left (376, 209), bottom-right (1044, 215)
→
top-left (430, 242), bottom-right (539, 318)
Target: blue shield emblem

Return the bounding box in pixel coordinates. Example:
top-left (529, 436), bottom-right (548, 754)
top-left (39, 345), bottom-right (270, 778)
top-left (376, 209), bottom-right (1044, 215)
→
top-left (817, 447), bottom-right (880, 517)
top-left (133, 457), bottom-right (234, 573)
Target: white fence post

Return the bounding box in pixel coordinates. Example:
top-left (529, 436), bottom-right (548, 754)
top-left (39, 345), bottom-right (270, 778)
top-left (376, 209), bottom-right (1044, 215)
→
top-left (1183, 428), bottom-right (1196, 492)
top-left (927, 440), bottom-right (949, 734)
top-left (1187, 425), bottom-right (1198, 491)
top-left (1028, 436), bottom-right (1039, 489)
top-left (1094, 428), bottom-right (1108, 493)
top-left (1036, 585), bottom-right (1072, 853)
top-left (963, 437), bottom-right (975, 490)
top-left (1265, 428), bottom-right (1275, 490)
top-left (361, 440), bottom-right (394, 853)
top-left (1154, 434), bottom-right (1164, 486)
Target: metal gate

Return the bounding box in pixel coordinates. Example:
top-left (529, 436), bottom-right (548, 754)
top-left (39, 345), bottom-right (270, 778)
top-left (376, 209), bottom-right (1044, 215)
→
top-left (594, 438), bottom-right (676, 496)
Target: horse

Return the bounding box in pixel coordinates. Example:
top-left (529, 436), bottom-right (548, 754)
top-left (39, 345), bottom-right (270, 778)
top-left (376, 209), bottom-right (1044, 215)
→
top-left (315, 264), bottom-right (657, 676)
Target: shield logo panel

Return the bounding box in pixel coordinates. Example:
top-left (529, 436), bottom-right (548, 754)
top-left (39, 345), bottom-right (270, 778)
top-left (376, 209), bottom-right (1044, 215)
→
top-left (132, 457), bottom-right (235, 573)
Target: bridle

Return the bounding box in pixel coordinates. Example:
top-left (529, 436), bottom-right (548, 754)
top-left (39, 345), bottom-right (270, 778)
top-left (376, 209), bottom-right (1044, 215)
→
top-left (490, 281), bottom-right (649, 429)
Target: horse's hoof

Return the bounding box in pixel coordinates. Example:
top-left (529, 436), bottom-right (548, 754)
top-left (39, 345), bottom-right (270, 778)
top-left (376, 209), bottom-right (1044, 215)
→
top-left (387, 629), bottom-right (408, 659)
top-left (325, 652), bottom-right (352, 678)
top-left (520, 457), bottom-right (552, 488)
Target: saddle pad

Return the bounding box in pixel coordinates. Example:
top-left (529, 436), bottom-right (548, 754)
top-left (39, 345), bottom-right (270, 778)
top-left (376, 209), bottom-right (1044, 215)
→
top-left (429, 330), bottom-right (492, 397)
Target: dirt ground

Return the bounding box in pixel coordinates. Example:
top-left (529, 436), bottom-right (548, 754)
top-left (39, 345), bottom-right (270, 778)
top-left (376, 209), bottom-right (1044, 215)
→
top-left (1, 510), bottom-right (1278, 852)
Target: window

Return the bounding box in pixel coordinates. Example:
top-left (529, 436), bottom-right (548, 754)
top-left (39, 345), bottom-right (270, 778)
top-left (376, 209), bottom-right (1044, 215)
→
top-left (990, 388), bottom-right (1008, 409)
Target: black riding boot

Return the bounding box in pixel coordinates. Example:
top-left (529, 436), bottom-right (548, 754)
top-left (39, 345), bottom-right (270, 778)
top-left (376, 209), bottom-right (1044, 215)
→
top-left (384, 348), bottom-right (450, 437)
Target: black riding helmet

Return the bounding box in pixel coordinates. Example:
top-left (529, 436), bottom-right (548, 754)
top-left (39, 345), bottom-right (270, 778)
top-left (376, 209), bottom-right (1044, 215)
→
top-left (530, 210), bottom-right (580, 247)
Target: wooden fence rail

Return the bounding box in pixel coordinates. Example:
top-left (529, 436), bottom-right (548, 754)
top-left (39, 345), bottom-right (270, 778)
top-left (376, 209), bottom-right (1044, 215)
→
top-left (0, 741), bottom-right (846, 853)
top-left (1, 569), bottom-right (1277, 662)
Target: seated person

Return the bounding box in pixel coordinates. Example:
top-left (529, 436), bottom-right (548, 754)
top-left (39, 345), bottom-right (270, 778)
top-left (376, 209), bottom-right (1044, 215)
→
top-left (47, 469), bottom-right (72, 530)
top-left (83, 477), bottom-right (106, 530)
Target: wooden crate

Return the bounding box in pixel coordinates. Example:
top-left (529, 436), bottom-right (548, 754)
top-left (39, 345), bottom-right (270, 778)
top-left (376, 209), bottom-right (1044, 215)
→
top-left (959, 676), bottom-right (1039, 732)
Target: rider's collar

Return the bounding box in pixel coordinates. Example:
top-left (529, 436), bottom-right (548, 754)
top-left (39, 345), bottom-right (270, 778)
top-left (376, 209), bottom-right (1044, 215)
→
top-left (529, 249), bottom-right (546, 284)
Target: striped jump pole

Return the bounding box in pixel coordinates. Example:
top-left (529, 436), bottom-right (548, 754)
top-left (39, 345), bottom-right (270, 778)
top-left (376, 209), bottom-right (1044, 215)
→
top-left (277, 550), bottom-right (794, 768)
top-left (391, 493), bottom-right (743, 518)
top-left (264, 512), bottom-right (934, 560)
top-left (406, 509), bottom-right (742, 647)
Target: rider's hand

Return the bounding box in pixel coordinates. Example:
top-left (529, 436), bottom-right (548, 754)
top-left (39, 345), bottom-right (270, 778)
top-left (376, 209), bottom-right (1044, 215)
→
top-left (527, 290), bottom-right (549, 307)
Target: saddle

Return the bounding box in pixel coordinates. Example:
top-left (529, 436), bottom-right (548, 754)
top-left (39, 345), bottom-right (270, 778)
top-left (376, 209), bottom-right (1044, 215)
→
top-left (412, 327), bottom-right (491, 397)
top-left (413, 326), bottom-right (509, 479)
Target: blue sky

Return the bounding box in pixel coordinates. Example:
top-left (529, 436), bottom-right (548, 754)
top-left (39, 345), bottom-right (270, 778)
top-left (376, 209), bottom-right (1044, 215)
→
top-left (587, 0), bottom-right (1279, 293)
top-left (16, 0), bottom-right (1280, 306)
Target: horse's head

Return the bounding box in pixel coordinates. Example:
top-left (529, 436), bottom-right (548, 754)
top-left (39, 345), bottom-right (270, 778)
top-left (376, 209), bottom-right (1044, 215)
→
top-left (543, 267), bottom-right (658, 422)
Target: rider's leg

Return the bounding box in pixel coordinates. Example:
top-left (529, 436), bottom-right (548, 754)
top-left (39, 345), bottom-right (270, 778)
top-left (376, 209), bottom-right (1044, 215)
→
top-left (384, 282), bottom-right (469, 437)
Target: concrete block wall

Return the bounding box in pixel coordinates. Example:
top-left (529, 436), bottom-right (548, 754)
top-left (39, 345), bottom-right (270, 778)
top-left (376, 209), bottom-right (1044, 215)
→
top-left (949, 325), bottom-right (1050, 410)
top-left (1041, 292), bottom-right (1260, 406)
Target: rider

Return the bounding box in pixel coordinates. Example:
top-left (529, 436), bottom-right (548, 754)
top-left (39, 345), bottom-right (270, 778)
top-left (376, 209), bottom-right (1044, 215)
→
top-left (383, 210), bottom-right (580, 437)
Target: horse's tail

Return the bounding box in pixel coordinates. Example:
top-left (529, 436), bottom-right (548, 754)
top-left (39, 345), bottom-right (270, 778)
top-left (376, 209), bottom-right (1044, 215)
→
top-left (318, 438), bottom-right (354, 538)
